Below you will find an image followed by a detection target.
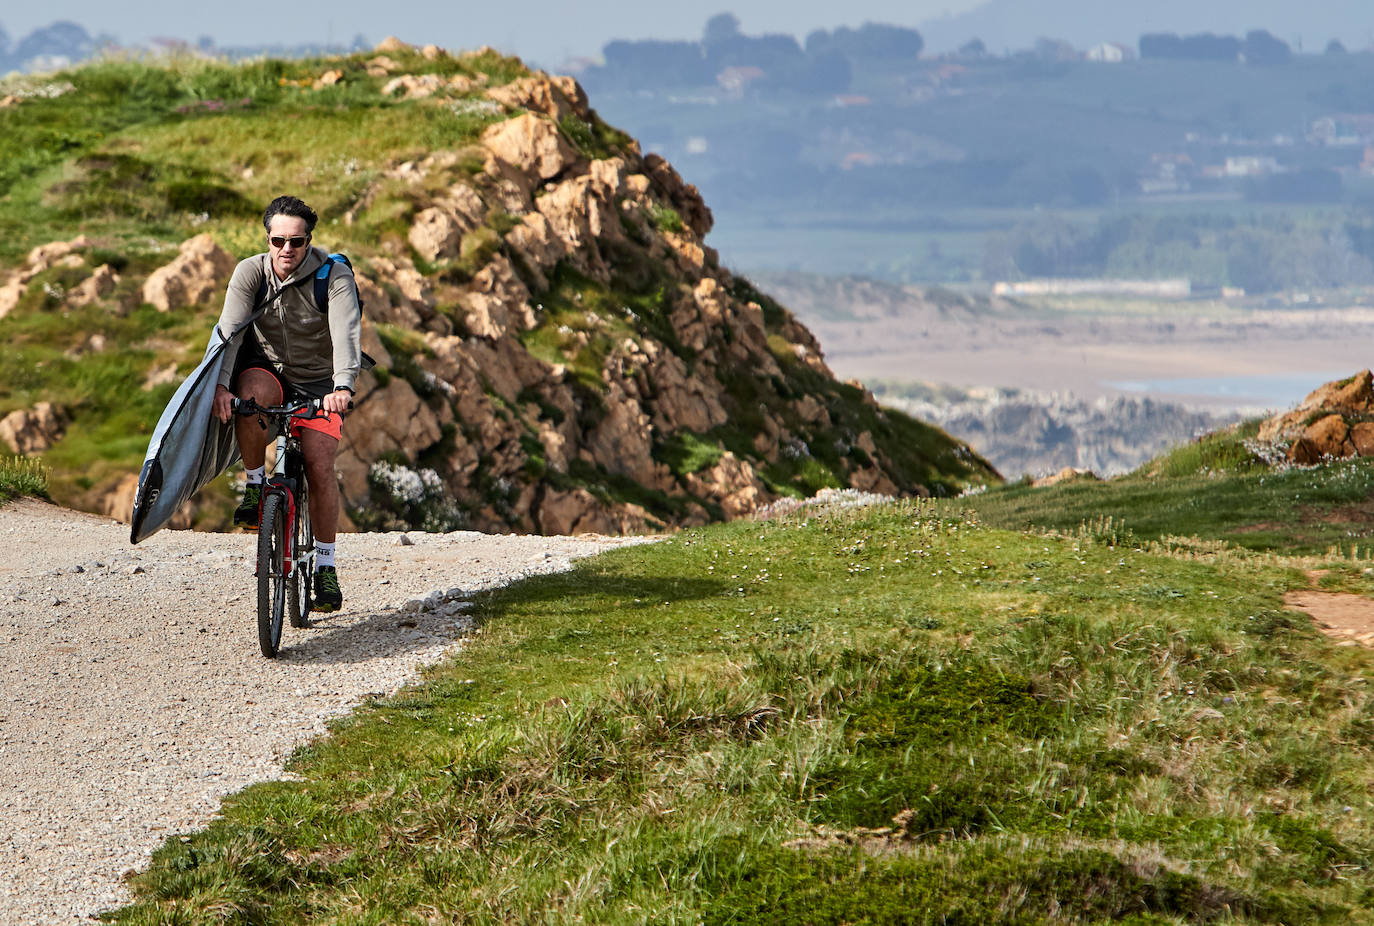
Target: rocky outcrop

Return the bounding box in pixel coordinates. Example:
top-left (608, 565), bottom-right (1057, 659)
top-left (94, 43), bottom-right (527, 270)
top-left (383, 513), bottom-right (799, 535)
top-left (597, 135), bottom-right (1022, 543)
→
top-left (0, 235), bottom-right (95, 319)
top-left (1260, 370), bottom-right (1374, 463)
top-left (0, 402), bottom-right (67, 454)
top-left (141, 235), bottom-right (236, 312)
top-left (8, 64), bottom-right (993, 535)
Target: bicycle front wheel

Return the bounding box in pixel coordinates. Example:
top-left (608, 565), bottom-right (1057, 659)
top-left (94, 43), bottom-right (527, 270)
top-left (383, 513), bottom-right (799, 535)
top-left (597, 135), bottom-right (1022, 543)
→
top-left (257, 492), bottom-right (287, 658)
top-left (289, 478), bottom-right (313, 628)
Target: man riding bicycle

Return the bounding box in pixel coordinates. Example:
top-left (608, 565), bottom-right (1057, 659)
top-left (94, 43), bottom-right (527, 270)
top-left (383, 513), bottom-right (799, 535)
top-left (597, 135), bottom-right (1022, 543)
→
top-left (211, 195), bottom-right (361, 613)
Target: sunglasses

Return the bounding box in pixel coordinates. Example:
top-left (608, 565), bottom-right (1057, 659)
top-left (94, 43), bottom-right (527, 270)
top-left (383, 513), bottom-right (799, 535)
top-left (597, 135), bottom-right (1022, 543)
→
top-left (268, 235), bottom-right (310, 249)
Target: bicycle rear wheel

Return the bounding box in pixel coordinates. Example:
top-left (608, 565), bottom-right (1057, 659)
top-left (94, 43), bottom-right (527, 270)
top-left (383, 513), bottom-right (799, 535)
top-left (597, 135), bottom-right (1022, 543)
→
top-left (289, 478), bottom-right (313, 628)
top-left (257, 492), bottom-right (287, 657)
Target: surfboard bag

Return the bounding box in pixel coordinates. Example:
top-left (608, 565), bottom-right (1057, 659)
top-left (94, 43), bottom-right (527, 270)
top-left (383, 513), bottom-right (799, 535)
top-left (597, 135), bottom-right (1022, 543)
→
top-left (128, 311), bottom-right (261, 544)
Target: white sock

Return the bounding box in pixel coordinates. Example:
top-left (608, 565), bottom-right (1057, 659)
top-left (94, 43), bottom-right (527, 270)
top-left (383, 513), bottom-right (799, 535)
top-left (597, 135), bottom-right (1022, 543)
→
top-left (245, 466), bottom-right (266, 485)
top-left (316, 541), bottom-right (336, 568)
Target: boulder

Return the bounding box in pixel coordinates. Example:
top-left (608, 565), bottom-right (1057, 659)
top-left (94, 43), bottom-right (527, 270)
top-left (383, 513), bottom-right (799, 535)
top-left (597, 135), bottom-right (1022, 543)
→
top-left (1259, 370), bottom-right (1374, 443)
top-left (642, 154), bottom-right (713, 238)
top-left (142, 235), bottom-right (236, 312)
top-left (486, 74), bottom-right (590, 122)
top-left (382, 73), bottom-right (447, 99)
top-left (685, 452), bottom-right (769, 519)
top-left (0, 402), bottom-right (67, 454)
top-left (1032, 466), bottom-right (1099, 488)
top-left (536, 487), bottom-right (615, 535)
top-left (1351, 422), bottom-right (1374, 456)
top-left (68, 264), bottom-right (120, 308)
top-left (1298, 413), bottom-right (1352, 459)
top-left (341, 379), bottom-right (444, 466)
top-left (374, 36), bottom-right (410, 53)
top-left (460, 255), bottom-right (534, 339)
top-left (409, 207), bottom-right (467, 262)
top-left (586, 383), bottom-right (662, 486)
top-left (481, 113), bottom-right (578, 182)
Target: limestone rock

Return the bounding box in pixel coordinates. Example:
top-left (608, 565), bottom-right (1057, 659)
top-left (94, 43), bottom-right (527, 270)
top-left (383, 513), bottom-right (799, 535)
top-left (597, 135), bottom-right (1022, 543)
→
top-left (486, 74), bottom-right (589, 121)
top-left (1032, 467), bottom-right (1099, 488)
top-left (1296, 413), bottom-right (1352, 460)
top-left (382, 74), bottom-right (447, 99)
top-left (1259, 370), bottom-right (1374, 443)
top-left (536, 488), bottom-right (602, 535)
top-left (1351, 422), bottom-right (1374, 456)
top-left (374, 37), bottom-right (410, 53)
top-left (142, 235), bottom-right (235, 312)
top-left (685, 452), bottom-right (768, 519)
top-left (341, 379), bottom-right (443, 467)
top-left (460, 255), bottom-right (534, 339)
top-left (586, 383), bottom-right (662, 486)
top-left (0, 402), bottom-right (67, 454)
top-left (68, 264), bottom-right (120, 308)
top-left (643, 153), bottom-right (713, 238)
top-left (481, 113), bottom-right (578, 182)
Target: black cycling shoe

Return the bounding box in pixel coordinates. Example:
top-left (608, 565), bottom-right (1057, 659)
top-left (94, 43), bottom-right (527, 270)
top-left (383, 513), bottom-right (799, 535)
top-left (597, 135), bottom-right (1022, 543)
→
top-left (313, 566), bottom-right (342, 613)
top-left (233, 484), bottom-right (263, 529)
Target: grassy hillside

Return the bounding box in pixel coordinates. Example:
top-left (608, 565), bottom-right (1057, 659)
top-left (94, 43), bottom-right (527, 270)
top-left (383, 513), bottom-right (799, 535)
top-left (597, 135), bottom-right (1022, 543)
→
top-left (0, 49), bottom-right (522, 514)
top-left (0, 50), bottom-right (995, 529)
top-left (952, 420), bottom-right (1374, 556)
top-left (108, 480), bottom-right (1374, 922)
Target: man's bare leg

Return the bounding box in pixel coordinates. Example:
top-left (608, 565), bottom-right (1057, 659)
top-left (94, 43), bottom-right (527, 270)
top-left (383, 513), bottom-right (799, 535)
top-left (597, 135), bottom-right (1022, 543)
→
top-left (300, 429), bottom-right (339, 543)
top-left (233, 369), bottom-right (284, 470)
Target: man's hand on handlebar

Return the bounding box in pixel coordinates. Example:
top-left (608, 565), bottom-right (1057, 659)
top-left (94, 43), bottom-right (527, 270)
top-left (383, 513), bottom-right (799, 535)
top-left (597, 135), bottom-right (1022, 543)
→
top-left (213, 384), bottom-right (236, 424)
top-left (322, 390), bottom-right (354, 415)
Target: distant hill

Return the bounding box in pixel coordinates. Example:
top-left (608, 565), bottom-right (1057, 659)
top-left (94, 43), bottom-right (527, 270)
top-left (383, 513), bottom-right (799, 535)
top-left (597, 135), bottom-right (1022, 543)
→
top-left (918, 0), bottom-right (1374, 54)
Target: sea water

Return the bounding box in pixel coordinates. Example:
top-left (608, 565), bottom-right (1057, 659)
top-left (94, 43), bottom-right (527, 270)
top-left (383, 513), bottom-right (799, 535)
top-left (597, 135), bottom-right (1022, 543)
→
top-left (1106, 372), bottom-right (1350, 410)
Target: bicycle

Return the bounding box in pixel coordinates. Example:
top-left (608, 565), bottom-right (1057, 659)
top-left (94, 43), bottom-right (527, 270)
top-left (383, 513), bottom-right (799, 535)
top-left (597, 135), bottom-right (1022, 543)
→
top-left (231, 396), bottom-right (325, 657)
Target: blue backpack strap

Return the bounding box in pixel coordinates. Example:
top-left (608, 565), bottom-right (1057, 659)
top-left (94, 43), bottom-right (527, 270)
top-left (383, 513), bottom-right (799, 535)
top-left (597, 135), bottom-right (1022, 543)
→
top-left (313, 252), bottom-right (358, 315)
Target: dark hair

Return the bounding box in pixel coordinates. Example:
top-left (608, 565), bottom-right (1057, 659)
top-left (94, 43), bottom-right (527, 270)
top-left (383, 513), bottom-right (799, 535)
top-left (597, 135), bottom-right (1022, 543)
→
top-left (262, 195), bottom-right (318, 233)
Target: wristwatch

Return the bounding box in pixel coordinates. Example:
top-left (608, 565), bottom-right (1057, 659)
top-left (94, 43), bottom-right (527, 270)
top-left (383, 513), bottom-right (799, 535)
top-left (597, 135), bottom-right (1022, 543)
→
top-left (333, 385), bottom-right (355, 395)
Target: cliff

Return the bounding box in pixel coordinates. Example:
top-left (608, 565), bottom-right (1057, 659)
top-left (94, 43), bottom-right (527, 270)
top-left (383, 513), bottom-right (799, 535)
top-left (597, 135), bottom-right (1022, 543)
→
top-left (0, 41), bottom-right (996, 534)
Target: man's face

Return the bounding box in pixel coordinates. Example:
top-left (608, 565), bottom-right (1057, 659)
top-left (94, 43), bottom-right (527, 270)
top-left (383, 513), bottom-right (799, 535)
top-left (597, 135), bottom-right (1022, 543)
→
top-left (266, 215), bottom-right (311, 279)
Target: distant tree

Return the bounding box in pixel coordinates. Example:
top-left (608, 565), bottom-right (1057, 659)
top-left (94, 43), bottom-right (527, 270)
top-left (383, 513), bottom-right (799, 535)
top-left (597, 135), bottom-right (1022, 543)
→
top-left (603, 39), bottom-right (710, 86)
top-left (706, 33), bottom-right (803, 72)
top-left (1140, 31), bottom-right (1241, 61)
top-left (1243, 29), bottom-right (1291, 65)
top-left (807, 23), bottom-right (923, 60)
top-left (1326, 39), bottom-right (1347, 54)
top-left (13, 20), bottom-right (96, 65)
top-left (959, 37), bottom-right (987, 58)
top-left (703, 12), bottom-right (741, 49)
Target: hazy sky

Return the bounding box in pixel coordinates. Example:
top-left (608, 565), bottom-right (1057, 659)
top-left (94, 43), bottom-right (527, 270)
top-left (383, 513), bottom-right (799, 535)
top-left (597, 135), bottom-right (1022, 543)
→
top-left (1, 0), bottom-right (986, 67)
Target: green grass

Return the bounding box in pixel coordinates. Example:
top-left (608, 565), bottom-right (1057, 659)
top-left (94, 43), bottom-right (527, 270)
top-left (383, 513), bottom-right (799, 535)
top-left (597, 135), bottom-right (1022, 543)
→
top-left (950, 425), bottom-right (1374, 556)
top-left (108, 496), bottom-right (1374, 923)
top-left (0, 455), bottom-right (49, 502)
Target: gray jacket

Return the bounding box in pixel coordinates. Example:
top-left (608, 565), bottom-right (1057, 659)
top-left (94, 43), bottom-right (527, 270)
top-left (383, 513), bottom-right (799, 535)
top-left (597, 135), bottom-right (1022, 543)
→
top-left (215, 247), bottom-right (362, 392)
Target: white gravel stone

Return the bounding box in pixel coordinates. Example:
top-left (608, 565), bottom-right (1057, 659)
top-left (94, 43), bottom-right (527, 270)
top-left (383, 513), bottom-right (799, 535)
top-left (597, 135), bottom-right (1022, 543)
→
top-left (0, 498), bottom-right (651, 923)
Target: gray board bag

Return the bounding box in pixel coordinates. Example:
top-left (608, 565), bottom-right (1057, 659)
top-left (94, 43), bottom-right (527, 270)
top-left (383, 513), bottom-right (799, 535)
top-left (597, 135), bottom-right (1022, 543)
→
top-left (128, 308), bottom-right (260, 544)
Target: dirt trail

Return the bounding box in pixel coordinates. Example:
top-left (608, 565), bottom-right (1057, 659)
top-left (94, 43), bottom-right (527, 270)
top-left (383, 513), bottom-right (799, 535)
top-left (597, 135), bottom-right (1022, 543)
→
top-left (0, 498), bottom-right (642, 924)
top-left (1285, 588), bottom-right (1374, 648)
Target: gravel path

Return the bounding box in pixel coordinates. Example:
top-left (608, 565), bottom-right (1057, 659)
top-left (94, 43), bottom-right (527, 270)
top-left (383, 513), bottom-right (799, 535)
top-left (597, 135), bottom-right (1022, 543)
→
top-left (0, 498), bottom-right (643, 924)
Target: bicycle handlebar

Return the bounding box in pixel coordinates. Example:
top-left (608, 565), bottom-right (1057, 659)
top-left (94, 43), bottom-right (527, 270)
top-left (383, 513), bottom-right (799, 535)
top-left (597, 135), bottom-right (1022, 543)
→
top-left (230, 397), bottom-right (331, 422)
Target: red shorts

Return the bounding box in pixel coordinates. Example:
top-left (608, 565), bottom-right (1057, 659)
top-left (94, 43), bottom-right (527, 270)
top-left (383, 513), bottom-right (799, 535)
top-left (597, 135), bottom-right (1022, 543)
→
top-left (242, 366), bottom-right (343, 441)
